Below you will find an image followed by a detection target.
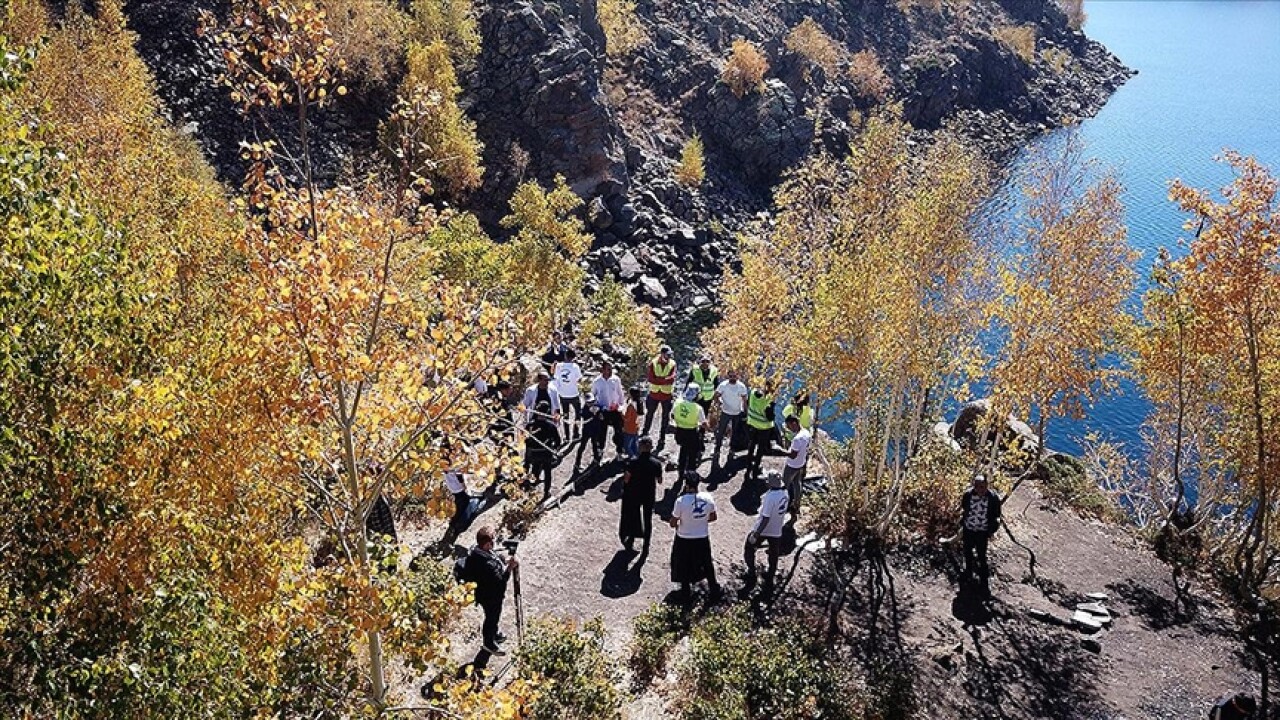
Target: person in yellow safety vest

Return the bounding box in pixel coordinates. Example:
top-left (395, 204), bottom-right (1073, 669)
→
top-left (644, 345), bottom-right (678, 448)
top-left (782, 392), bottom-right (816, 442)
top-left (745, 378), bottom-right (777, 481)
top-left (672, 385), bottom-right (708, 479)
top-left (686, 355), bottom-right (719, 414)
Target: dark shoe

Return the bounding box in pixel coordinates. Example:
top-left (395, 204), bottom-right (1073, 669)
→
top-left (483, 643), bottom-right (507, 656)
top-left (495, 632), bottom-right (508, 644)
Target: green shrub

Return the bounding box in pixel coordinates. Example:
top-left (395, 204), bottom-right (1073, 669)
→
top-left (628, 602), bottom-right (686, 688)
top-left (518, 617), bottom-right (622, 720)
top-left (676, 608), bottom-right (862, 720)
top-left (1040, 453), bottom-right (1122, 521)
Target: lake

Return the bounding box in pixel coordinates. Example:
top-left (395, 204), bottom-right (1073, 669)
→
top-left (1005, 0), bottom-right (1280, 457)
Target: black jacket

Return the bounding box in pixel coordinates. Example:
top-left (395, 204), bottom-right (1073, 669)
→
top-left (960, 489), bottom-right (1003, 536)
top-left (464, 546), bottom-right (510, 607)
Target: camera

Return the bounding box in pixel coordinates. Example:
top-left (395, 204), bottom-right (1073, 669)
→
top-left (502, 538), bottom-right (520, 554)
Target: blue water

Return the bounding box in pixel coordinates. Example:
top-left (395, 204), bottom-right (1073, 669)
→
top-left (1006, 0), bottom-right (1280, 456)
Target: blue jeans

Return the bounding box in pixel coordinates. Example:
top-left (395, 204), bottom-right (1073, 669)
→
top-left (622, 433), bottom-right (639, 458)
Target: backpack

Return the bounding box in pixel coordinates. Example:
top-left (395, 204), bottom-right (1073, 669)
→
top-left (453, 553), bottom-right (471, 584)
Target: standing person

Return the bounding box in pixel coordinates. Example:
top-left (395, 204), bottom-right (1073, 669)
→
top-left (445, 468), bottom-right (472, 534)
top-left (541, 331), bottom-right (570, 366)
top-left (522, 370), bottom-right (561, 425)
top-left (590, 361), bottom-right (626, 458)
top-left (782, 391), bottom-right (816, 442)
top-left (745, 378), bottom-right (777, 481)
top-left (742, 472), bottom-right (790, 593)
top-left (712, 369), bottom-right (749, 468)
top-left (574, 403), bottom-right (606, 472)
top-left (619, 438), bottom-right (662, 550)
top-left (621, 386), bottom-right (644, 459)
top-left (669, 473), bottom-right (721, 599)
top-left (960, 475), bottom-right (1003, 582)
top-left (462, 526), bottom-right (518, 656)
top-left (687, 355), bottom-right (719, 415)
top-left (553, 349), bottom-right (584, 441)
top-left (643, 345), bottom-right (678, 449)
top-left (525, 401), bottom-right (561, 498)
top-left (672, 385), bottom-right (708, 478)
top-left (781, 416), bottom-right (811, 521)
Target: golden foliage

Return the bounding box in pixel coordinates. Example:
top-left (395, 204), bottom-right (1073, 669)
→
top-left (579, 276), bottom-right (661, 382)
top-left (1042, 47), bottom-right (1072, 74)
top-left (721, 39), bottom-right (769, 99)
top-left (708, 106), bottom-right (991, 539)
top-left (599, 0), bottom-right (649, 57)
top-left (994, 24), bottom-right (1037, 63)
top-left (384, 40), bottom-right (485, 195)
top-left (410, 0), bottom-right (481, 65)
top-left (785, 17), bottom-right (842, 78)
top-left (674, 133), bottom-right (706, 187)
top-left (2, 0), bottom-right (47, 45)
top-left (320, 0), bottom-right (409, 87)
top-left (848, 49), bottom-right (891, 101)
top-left (988, 133), bottom-right (1137, 453)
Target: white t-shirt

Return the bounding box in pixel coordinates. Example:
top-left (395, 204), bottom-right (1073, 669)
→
top-left (554, 362), bottom-right (583, 399)
top-left (716, 380), bottom-right (749, 416)
top-left (672, 491), bottom-right (717, 539)
top-left (444, 471), bottom-right (466, 495)
top-left (756, 488), bottom-right (790, 538)
top-left (591, 374), bottom-right (625, 411)
top-left (786, 428), bottom-right (812, 469)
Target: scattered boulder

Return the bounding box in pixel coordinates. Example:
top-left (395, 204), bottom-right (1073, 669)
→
top-left (1071, 610), bottom-right (1105, 633)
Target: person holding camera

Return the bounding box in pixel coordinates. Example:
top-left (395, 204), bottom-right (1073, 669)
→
top-left (462, 526), bottom-right (518, 656)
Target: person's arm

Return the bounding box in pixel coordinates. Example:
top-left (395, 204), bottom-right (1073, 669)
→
top-left (989, 494), bottom-right (1003, 534)
top-left (709, 511), bottom-right (718, 523)
top-left (959, 492), bottom-right (970, 525)
top-left (668, 505), bottom-right (680, 529)
top-left (623, 469), bottom-right (632, 485)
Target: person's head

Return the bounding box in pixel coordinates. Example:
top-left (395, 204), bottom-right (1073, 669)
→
top-left (766, 472), bottom-right (784, 489)
top-left (495, 380), bottom-right (513, 397)
top-left (972, 474), bottom-right (989, 495)
top-left (601, 360), bottom-right (613, 378)
top-left (536, 370), bottom-right (550, 388)
top-left (629, 385), bottom-right (643, 401)
top-left (727, 368), bottom-right (739, 383)
top-left (565, 348), bottom-right (576, 361)
top-left (476, 526), bottom-right (496, 550)
top-left (785, 415), bottom-right (800, 432)
top-left (639, 437), bottom-right (654, 455)
top-left (535, 400), bottom-right (551, 415)
top-left (793, 391), bottom-right (810, 407)
top-left (552, 331), bottom-right (564, 344)
top-left (684, 384), bottom-right (700, 401)
top-left (659, 345), bottom-right (672, 361)
top-left (682, 471), bottom-right (699, 492)
top-left (699, 355), bottom-right (711, 370)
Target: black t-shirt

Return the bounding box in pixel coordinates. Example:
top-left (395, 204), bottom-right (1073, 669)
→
top-left (465, 546), bottom-right (509, 606)
top-left (625, 454), bottom-right (662, 502)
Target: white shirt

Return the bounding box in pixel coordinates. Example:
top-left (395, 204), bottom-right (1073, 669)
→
top-left (755, 488), bottom-right (790, 538)
top-left (672, 491), bottom-right (717, 539)
top-left (522, 384), bottom-right (561, 421)
top-left (590, 374), bottom-right (625, 411)
top-left (716, 380), bottom-right (749, 416)
top-left (553, 362), bottom-right (583, 399)
top-left (786, 428), bottom-right (811, 469)
top-left (444, 471), bottom-right (466, 495)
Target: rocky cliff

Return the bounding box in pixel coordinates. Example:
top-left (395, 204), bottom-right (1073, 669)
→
top-left (121, 0), bottom-right (1131, 326)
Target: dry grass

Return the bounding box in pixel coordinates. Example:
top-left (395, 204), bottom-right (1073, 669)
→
top-left (994, 24), bottom-right (1037, 63)
top-left (1042, 47), bottom-right (1072, 74)
top-left (896, 0), bottom-right (943, 14)
top-left (320, 0), bottom-right (409, 87)
top-left (848, 49), bottom-right (891, 101)
top-left (721, 39), bottom-right (769, 98)
top-left (785, 17), bottom-right (843, 77)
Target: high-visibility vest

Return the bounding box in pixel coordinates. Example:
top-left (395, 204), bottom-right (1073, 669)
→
top-left (649, 358), bottom-right (676, 396)
top-left (673, 399), bottom-right (701, 430)
top-left (783, 404), bottom-right (814, 430)
top-left (747, 391), bottom-right (773, 430)
top-left (691, 365), bottom-right (718, 401)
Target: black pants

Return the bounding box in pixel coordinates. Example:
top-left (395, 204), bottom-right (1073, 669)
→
top-left (743, 534), bottom-right (782, 587)
top-left (746, 426), bottom-right (773, 479)
top-left (675, 428), bottom-right (702, 477)
top-left (695, 398), bottom-right (712, 415)
top-left (561, 396), bottom-right (582, 439)
top-left (601, 409), bottom-right (624, 453)
top-left (450, 491), bottom-right (470, 530)
top-left (528, 459), bottom-right (553, 496)
top-left (643, 396), bottom-right (672, 443)
top-left (480, 599), bottom-right (503, 649)
top-left (963, 529), bottom-right (991, 579)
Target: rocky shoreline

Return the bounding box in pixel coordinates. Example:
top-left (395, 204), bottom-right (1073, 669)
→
top-left (120, 0), bottom-right (1133, 333)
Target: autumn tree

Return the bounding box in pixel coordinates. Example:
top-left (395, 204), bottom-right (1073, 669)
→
top-left (674, 133), bottom-right (706, 187)
top-left (708, 106), bottom-right (991, 545)
top-left (721, 39), bottom-right (768, 98)
top-left (988, 132), bottom-right (1137, 462)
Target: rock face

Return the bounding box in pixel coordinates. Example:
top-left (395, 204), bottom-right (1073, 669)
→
top-left (119, 0), bottom-right (1132, 328)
